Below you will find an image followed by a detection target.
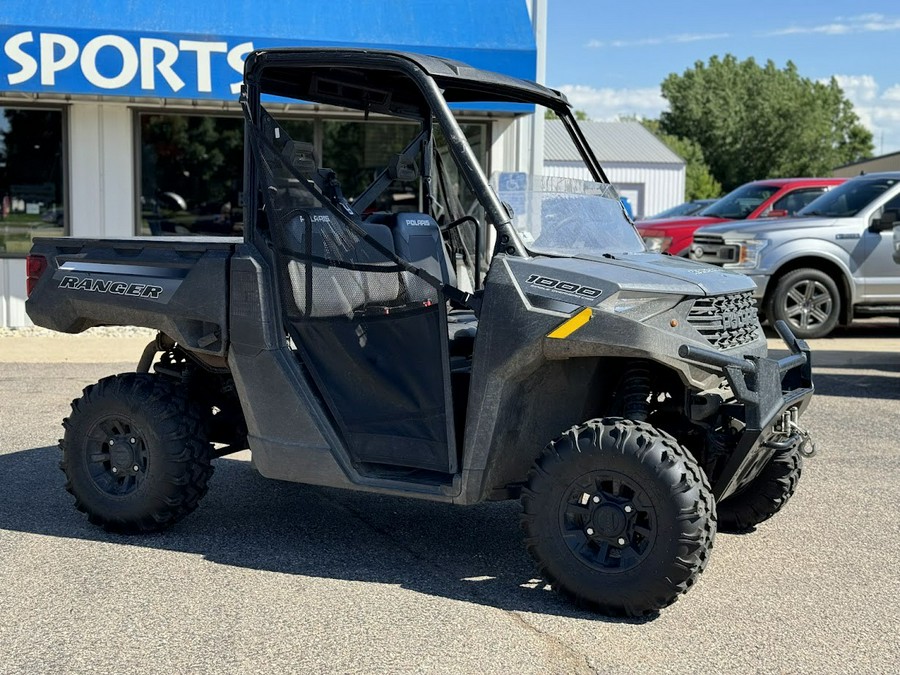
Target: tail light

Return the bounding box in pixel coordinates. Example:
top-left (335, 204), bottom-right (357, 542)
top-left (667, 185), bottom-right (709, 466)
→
top-left (26, 254), bottom-right (48, 297)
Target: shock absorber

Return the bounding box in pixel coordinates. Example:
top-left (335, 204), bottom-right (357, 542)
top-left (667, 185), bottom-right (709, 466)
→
top-left (621, 360), bottom-right (651, 421)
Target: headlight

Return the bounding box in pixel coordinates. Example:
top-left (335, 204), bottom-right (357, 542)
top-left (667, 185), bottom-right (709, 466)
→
top-left (725, 239), bottom-right (767, 269)
top-left (612, 291), bottom-right (683, 320)
top-left (642, 235), bottom-right (672, 253)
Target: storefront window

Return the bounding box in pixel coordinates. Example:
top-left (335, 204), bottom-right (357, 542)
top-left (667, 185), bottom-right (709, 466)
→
top-left (322, 120), bottom-right (420, 209)
top-left (0, 107), bottom-right (66, 255)
top-left (140, 114), bottom-right (243, 236)
top-left (138, 112), bottom-right (487, 235)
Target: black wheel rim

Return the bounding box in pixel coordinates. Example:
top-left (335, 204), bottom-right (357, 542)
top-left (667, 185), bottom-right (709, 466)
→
top-left (558, 471), bottom-right (656, 573)
top-left (84, 416), bottom-right (149, 496)
top-left (781, 278), bottom-right (834, 332)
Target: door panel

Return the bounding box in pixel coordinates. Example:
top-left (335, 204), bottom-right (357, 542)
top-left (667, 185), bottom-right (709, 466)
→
top-left (252, 105), bottom-right (457, 473)
top-left (862, 194), bottom-right (900, 301)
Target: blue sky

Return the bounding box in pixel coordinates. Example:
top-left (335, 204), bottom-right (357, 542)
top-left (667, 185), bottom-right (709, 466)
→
top-left (546, 1), bottom-right (900, 155)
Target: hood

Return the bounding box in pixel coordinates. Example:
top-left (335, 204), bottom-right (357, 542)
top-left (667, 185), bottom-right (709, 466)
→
top-left (636, 216), bottom-right (727, 233)
top-left (696, 215), bottom-right (840, 238)
top-left (525, 252), bottom-right (756, 297)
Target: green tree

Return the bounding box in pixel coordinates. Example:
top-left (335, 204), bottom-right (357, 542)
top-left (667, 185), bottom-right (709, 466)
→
top-left (639, 119), bottom-right (721, 200)
top-left (545, 109), bottom-right (589, 120)
top-left (660, 55), bottom-right (874, 191)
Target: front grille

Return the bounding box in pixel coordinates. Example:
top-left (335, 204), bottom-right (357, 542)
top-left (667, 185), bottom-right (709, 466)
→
top-left (690, 234), bottom-right (738, 264)
top-left (688, 291), bottom-right (759, 349)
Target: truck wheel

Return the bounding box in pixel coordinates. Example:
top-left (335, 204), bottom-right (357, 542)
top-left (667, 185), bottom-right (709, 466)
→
top-left (521, 418), bottom-right (716, 617)
top-left (768, 268), bottom-right (840, 339)
top-left (60, 373), bottom-right (213, 533)
top-left (717, 446), bottom-right (803, 533)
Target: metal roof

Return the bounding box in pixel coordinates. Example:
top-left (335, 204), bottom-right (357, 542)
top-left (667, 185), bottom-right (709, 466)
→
top-left (544, 120), bottom-right (685, 165)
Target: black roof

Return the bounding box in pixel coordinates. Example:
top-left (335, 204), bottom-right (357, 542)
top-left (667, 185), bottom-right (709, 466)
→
top-left (245, 48), bottom-right (569, 114)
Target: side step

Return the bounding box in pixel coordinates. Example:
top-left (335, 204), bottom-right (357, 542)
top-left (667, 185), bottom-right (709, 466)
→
top-left (854, 305), bottom-right (900, 317)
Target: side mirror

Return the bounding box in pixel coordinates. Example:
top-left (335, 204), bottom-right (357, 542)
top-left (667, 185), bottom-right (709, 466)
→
top-left (765, 208), bottom-right (788, 218)
top-left (872, 210), bottom-right (898, 232)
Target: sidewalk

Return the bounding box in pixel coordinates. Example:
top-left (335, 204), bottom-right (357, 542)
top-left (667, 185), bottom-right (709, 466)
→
top-left (0, 327), bottom-right (155, 363)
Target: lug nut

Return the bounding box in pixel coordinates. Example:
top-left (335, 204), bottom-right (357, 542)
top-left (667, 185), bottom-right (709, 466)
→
top-left (108, 439), bottom-right (115, 446)
top-left (130, 437), bottom-right (136, 444)
top-left (617, 537), bottom-right (626, 545)
top-left (585, 527), bottom-right (594, 536)
top-left (111, 467), bottom-right (118, 473)
top-left (624, 505), bottom-right (633, 513)
top-left (133, 465), bottom-right (140, 472)
top-left (592, 496), bottom-right (600, 503)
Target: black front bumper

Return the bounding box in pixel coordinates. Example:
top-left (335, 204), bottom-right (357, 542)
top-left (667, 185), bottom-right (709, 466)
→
top-left (679, 320), bottom-right (814, 501)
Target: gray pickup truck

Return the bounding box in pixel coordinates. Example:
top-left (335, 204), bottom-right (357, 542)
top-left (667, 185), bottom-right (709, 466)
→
top-left (690, 172), bottom-right (900, 338)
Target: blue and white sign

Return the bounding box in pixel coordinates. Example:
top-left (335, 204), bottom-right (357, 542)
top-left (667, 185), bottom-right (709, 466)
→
top-left (2, 26), bottom-right (254, 100)
top-left (1, 0), bottom-right (538, 105)
top-left (496, 171), bottom-right (528, 221)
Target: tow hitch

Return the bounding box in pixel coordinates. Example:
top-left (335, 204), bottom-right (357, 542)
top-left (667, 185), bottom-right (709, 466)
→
top-left (769, 407), bottom-right (817, 458)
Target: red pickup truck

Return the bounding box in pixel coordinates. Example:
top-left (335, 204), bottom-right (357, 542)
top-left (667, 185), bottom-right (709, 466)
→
top-left (637, 177), bottom-right (846, 255)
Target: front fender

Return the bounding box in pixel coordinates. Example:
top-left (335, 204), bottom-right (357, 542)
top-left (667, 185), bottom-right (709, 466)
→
top-left (757, 239), bottom-right (859, 304)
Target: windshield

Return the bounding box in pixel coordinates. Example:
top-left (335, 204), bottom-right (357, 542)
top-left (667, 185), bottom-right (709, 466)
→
top-left (798, 176), bottom-right (900, 217)
top-left (494, 173), bottom-right (646, 257)
top-left (700, 183), bottom-right (780, 219)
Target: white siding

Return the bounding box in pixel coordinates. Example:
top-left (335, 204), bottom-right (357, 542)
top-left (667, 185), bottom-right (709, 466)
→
top-left (0, 258), bottom-right (30, 328)
top-left (491, 117), bottom-right (520, 174)
top-left (543, 160), bottom-right (685, 219)
top-left (69, 102), bottom-right (134, 239)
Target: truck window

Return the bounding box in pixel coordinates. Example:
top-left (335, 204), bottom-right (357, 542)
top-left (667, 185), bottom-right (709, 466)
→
top-left (770, 188), bottom-right (827, 215)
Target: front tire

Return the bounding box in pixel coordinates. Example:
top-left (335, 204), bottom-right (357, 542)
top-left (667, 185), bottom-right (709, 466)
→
top-left (717, 446), bottom-right (803, 533)
top-left (521, 418), bottom-right (716, 617)
top-left (767, 268), bottom-right (840, 339)
top-left (60, 373), bottom-right (213, 533)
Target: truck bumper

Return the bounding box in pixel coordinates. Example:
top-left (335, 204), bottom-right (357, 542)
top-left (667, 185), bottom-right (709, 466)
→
top-left (679, 320), bottom-right (814, 501)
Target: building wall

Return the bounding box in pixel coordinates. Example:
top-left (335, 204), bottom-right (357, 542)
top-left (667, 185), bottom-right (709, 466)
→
top-left (543, 161), bottom-right (685, 219)
top-left (0, 101), bottom-right (136, 327)
top-left (833, 154), bottom-right (900, 178)
top-left (0, 258), bottom-right (28, 327)
top-left (69, 102), bottom-right (135, 239)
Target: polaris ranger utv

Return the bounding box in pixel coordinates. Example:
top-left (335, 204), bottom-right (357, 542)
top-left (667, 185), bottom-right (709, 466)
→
top-left (26, 48), bottom-right (815, 617)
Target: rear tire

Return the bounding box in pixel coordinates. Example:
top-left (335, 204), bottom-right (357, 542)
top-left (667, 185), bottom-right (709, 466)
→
top-left (521, 418), bottom-right (716, 617)
top-left (60, 373), bottom-right (213, 533)
top-left (717, 446), bottom-right (803, 533)
top-left (767, 268), bottom-right (840, 339)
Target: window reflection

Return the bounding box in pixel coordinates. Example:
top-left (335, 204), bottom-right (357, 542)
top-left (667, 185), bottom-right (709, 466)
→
top-left (0, 108), bottom-right (65, 255)
top-left (139, 113), bottom-right (252, 236)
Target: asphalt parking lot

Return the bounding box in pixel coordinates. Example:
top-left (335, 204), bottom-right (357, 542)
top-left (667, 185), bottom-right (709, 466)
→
top-left (1, 326), bottom-right (898, 674)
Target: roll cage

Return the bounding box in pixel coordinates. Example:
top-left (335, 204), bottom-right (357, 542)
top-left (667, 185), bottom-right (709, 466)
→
top-left (240, 48), bottom-right (610, 260)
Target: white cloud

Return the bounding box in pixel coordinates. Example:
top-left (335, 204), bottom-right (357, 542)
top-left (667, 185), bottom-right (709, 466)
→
top-left (557, 84), bottom-right (666, 120)
top-left (831, 74), bottom-right (879, 103)
top-left (882, 85), bottom-right (900, 102)
top-left (763, 14), bottom-right (900, 37)
top-left (832, 74), bottom-right (900, 154)
top-left (586, 32), bottom-right (729, 49)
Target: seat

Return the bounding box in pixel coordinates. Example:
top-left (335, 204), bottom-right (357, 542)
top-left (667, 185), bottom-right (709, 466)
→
top-left (367, 212), bottom-right (456, 288)
top-left (368, 212), bottom-right (477, 354)
top-left (285, 208), bottom-right (400, 317)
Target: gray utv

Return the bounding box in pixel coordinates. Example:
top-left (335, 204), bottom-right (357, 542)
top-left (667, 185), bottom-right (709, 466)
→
top-left (25, 48), bottom-right (815, 617)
